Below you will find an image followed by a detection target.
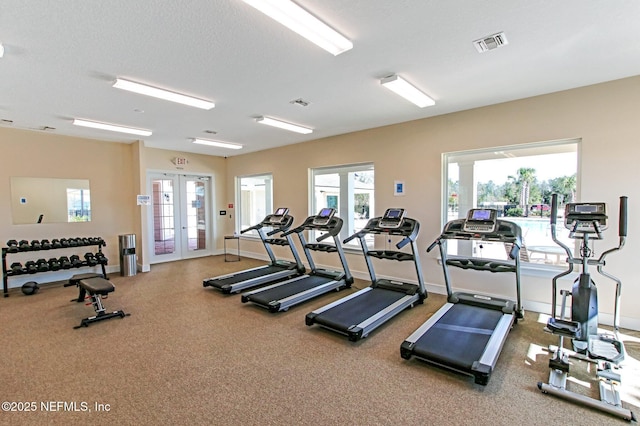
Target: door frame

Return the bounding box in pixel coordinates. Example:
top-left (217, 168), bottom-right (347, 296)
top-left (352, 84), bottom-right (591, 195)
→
top-left (146, 171), bottom-right (215, 264)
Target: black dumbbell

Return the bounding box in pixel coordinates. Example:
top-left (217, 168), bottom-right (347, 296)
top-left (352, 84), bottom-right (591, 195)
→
top-left (59, 256), bottom-right (72, 269)
top-left (68, 238), bottom-right (78, 247)
top-left (24, 261), bottom-right (38, 274)
top-left (51, 239), bottom-right (62, 249)
top-left (19, 240), bottom-right (31, 251)
top-left (70, 255), bottom-right (83, 268)
top-left (94, 252), bottom-right (108, 265)
top-left (40, 239), bottom-right (52, 250)
top-left (10, 262), bottom-right (25, 275)
top-left (60, 238), bottom-right (70, 248)
top-left (7, 240), bottom-right (19, 253)
top-left (48, 257), bottom-right (61, 271)
top-left (30, 240), bottom-right (42, 251)
top-left (35, 259), bottom-right (49, 272)
top-left (84, 252), bottom-right (97, 266)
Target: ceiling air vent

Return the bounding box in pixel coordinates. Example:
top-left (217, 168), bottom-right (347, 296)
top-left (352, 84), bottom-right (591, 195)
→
top-left (473, 32), bottom-right (508, 53)
top-left (290, 98), bottom-right (310, 107)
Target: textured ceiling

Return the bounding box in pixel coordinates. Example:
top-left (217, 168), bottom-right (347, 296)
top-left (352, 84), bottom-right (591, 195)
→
top-left (1, 1), bottom-right (639, 157)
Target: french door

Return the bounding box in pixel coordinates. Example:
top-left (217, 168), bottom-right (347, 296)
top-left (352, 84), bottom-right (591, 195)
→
top-left (148, 173), bottom-right (212, 263)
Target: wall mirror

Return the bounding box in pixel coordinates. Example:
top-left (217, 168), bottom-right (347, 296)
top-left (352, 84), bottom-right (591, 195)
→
top-left (10, 177), bottom-right (91, 224)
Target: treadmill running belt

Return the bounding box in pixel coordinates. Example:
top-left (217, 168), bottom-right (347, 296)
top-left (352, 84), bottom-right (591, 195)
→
top-left (314, 288), bottom-right (407, 331)
top-left (248, 275), bottom-right (333, 304)
top-left (212, 265), bottom-right (285, 286)
top-left (412, 303), bottom-right (503, 369)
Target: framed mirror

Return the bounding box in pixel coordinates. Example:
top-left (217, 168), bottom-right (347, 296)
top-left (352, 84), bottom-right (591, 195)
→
top-left (10, 177), bottom-right (91, 224)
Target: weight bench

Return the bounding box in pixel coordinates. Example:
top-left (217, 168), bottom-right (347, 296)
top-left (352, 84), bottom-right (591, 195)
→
top-left (65, 273), bottom-right (129, 329)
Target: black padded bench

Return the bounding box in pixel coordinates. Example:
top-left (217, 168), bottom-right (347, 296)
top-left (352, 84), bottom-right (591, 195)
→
top-left (65, 273), bottom-right (129, 329)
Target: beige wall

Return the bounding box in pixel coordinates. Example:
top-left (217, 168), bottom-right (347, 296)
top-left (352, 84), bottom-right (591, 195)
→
top-left (0, 129), bottom-right (229, 287)
top-left (226, 76), bottom-right (640, 330)
top-left (0, 127), bottom-right (137, 274)
top-left (1, 76), bottom-right (638, 329)
top-left (137, 145), bottom-right (228, 269)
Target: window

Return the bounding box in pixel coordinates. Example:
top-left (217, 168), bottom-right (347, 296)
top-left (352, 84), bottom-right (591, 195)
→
top-left (311, 163), bottom-right (374, 246)
top-left (236, 173), bottom-right (273, 236)
top-left (443, 139), bottom-right (578, 265)
top-left (66, 188), bottom-right (91, 222)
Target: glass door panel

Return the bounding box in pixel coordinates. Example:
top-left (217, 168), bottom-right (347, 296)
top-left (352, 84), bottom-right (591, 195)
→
top-left (181, 176), bottom-right (210, 258)
top-left (148, 173), bottom-right (211, 264)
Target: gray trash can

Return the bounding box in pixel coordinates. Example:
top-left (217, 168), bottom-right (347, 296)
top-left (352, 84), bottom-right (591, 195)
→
top-left (119, 234), bottom-right (137, 276)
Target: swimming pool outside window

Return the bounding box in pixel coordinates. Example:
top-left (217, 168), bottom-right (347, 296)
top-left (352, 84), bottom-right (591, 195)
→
top-left (443, 139), bottom-right (578, 266)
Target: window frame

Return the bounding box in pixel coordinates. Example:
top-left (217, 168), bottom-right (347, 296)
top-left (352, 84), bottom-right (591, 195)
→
top-left (442, 139), bottom-right (579, 272)
top-left (309, 162), bottom-right (375, 248)
top-left (235, 173), bottom-right (273, 237)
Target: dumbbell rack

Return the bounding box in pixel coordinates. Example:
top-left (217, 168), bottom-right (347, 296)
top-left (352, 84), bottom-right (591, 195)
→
top-left (2, 238), bottom-right (107, 297)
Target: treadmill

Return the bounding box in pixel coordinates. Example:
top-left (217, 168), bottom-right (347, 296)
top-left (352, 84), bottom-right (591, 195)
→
top-left (240, 208), bottom-right (353, 312)
top-left (203, 208), bottom-right (305, 294)
top-left (306, 208), bottom-right (427, 341)
top-left (400, 208), bottom-right (524, 385)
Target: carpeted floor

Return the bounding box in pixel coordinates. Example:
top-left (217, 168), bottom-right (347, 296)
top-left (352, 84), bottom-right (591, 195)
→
top-left (1, 256), bottom-right (638, 425)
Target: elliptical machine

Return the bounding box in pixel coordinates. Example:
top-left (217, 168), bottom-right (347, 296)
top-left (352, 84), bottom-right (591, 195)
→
top-left (538, 194), bottom-right (635, 421)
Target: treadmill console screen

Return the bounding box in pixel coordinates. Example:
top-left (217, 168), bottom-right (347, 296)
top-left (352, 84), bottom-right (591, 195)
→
top-left (379, 208), bottom-right (405, 228)
top-left (564, 202), bottom-right (607, 233)
top-left (463, 209), bottom-right (497, 233)
top-left (269, 207), bottom-right (290, 224)
top-left (313, 208), bottom-right (336, 226)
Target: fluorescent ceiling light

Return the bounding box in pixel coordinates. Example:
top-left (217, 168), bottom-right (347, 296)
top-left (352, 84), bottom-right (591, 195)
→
top-left (256, 116), bottom-right (313, 134)
top-left (192, 138), bottom-right (243, 150)
top-left (72, 118), bottom-right (152, 137)
top-left (380, 75), bottom-right (435, 108)
top-left (243, 0), bottom-right (352, 55)
top-left (0, 43), bottom-right (4, 58)
top-left (113, 78), bottom-right (215, 110)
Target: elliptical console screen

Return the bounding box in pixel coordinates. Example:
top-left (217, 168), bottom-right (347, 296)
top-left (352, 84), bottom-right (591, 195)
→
top-left (313, 208), bottom-right (336, 226)
top-left (564, 202), bottom-right (607, 233)
top-left (379, 208), bottom-right (405, 228)
top-left (269, 207), bottom-right (289, 224)
top-left (463, 208), bottom-right (497, 233)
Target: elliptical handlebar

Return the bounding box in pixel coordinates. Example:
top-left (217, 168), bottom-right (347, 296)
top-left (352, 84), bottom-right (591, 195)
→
top-left (550, 193), bottom-right (574, 260)
top-left (550, 194), bottom-right (558, 226)
top-left (597, 196), bottom-right (628, 262)
top-left (619, 196), bottom-right (628, 237)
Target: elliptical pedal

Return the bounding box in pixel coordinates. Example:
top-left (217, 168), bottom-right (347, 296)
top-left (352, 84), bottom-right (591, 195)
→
top-left (588, 334), bottom-right (624, 363)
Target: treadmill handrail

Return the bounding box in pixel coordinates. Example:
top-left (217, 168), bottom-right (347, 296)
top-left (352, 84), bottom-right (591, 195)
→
top-left (427, 238), bottom-right (440, 253)
top-left (266, 227), bottom-right (284, 237)
top-left (241, 214), bottom-right (294, 234)
top-left (396, 235), bottom-right (411, 250)
top-left (343, 230), bottom-right (365, 244)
